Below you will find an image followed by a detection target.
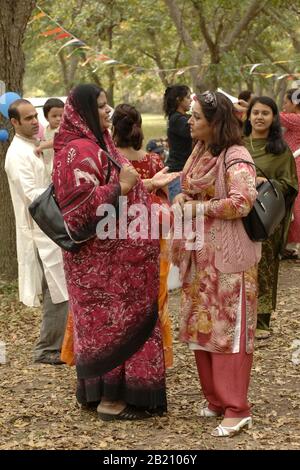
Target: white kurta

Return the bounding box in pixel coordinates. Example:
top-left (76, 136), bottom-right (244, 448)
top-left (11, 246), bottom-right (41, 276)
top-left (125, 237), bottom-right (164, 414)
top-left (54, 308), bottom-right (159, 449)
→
top-left (42, 125), bottom-right (56, 182)
top-left (5, 134), bottom-right (68, 307)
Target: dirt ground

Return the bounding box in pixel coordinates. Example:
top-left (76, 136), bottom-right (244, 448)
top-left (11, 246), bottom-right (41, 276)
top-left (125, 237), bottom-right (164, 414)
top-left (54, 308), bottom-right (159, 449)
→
top-left (0, 259), bottom-right (299, 450)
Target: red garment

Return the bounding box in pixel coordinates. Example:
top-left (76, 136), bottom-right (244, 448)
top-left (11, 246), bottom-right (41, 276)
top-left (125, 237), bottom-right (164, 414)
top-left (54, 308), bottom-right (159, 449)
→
top-left (288, 156), bottom-right (300, 243)
top-left (194, 275), bottom-right (253, 418)
top-left (53, 94), bottom-right (166, 409)
top-left (280, 112), bottom-right (300, 153)
top-left (131, 153), bottom-right (173, 232)
top-left (130, 152), bottom-right (164, 180)
top-left (280, 112), bottom-right (300, 242)
top-left (130, 153), bottom-right (174, 368)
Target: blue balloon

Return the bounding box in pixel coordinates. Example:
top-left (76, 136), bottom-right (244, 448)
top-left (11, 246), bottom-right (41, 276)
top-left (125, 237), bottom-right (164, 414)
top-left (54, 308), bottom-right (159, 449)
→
top-left (0, 92), bottom-right (21, 118)
top-left (0, 129), bottom-right (9, 141)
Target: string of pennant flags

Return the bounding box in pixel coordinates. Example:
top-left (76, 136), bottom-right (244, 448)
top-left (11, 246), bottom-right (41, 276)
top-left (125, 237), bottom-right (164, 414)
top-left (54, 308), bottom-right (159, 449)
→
top-left (32, 4), bottom-right (300, 80)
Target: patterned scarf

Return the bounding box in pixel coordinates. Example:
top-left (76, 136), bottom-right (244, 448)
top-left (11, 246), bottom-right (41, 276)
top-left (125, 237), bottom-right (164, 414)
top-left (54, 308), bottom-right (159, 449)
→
top-left (181, 142), bottom-right (218, 197)
top-left (55, 92), bottom-right (96, 148)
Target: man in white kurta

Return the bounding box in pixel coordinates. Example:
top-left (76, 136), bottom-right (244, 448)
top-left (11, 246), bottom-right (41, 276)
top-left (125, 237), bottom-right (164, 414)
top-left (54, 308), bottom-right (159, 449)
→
top-left (5, 99), bottom-right (68, 365)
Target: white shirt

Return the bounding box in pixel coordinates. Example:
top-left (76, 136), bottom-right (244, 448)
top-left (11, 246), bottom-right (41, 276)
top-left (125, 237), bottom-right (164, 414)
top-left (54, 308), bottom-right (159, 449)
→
top-left (5, 134), bottom-right (68, 306)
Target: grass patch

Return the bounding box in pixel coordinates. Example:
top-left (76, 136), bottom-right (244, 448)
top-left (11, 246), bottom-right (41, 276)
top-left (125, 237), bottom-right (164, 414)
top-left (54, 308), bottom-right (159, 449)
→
top-left (141, 114), bottom-right (167, 148)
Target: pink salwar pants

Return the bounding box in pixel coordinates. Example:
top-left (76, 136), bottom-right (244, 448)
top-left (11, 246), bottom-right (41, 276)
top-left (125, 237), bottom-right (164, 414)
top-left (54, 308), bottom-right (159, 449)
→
top-left (194, 279), bottom-right (253, 418)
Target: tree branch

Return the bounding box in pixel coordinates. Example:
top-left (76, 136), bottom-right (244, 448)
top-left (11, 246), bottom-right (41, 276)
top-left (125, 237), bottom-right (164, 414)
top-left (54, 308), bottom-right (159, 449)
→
top-left (164, 0), bottom-right (206, 62)
top-left (222, 0), bottom-right (270, 52)
top-left (164, 0), bottom-right (208, 88)
top-left (190, 0), bottom-right (216, 54)
top-left (252, 39), bottom-right (293, 74)
top-left (262, 5), bottom-right (300, 52)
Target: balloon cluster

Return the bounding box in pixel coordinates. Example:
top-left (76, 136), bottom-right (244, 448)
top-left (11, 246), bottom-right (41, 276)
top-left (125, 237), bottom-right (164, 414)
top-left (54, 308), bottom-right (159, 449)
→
top-left (0, 91), bottom-right (21, 142)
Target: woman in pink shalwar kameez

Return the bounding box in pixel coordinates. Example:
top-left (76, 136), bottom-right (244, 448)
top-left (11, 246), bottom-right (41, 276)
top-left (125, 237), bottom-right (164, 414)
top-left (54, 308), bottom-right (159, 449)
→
top-left (172, 92), bottom-right (261, 437)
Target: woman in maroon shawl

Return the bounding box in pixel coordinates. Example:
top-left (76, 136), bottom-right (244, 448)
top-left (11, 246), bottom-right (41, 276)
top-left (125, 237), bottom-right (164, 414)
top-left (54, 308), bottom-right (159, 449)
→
top-left (52, 84), bottom-right (175, 420)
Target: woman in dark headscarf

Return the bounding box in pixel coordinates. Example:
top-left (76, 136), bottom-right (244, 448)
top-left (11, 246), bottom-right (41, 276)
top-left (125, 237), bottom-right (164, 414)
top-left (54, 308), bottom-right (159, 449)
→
top-left (52, 84), bottom-right (176, 420)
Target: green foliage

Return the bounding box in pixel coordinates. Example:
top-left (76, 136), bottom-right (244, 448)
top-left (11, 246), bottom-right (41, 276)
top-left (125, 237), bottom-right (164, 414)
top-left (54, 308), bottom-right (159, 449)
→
top-left (23, 0), bottom-right (300, 102)
top-left (24, 0), bottom-right (183, 102)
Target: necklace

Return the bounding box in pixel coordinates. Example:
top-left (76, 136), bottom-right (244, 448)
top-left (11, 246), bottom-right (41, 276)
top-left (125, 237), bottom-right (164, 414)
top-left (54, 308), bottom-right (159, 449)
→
top-left (249, 135), bottom-right (266, 152)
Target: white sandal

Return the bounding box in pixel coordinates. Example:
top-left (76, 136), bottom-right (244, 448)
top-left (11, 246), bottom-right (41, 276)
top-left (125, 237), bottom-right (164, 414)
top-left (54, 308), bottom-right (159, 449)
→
top-left (199, 407), bottom-right (222, 417)
top-left (211, 416), bottom-right (252, 437)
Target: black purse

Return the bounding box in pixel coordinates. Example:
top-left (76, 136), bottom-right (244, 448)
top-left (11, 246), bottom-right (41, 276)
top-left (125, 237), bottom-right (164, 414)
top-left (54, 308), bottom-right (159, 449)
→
top-left (29, 183), bottom-right (82, 252)
top-left (29, 151), bottom-right (122, 253)
top-left (225, 158), bottom-right (286, 242)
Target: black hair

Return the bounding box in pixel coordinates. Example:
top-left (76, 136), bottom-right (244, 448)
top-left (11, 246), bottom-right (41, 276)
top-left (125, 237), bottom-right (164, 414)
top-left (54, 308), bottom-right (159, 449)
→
top-left (43, 98), bottom-right (64, 118)
top-left (163, 85), bottom-right (191, 117)
top-left (196, 91), bottom-right (243, 156)
top-left (112, 104), bottom-right (144, 150)
top-left (238, 90), bottom-right (253, 102)
top-left (8, 99), bottom-right (32, 121)
top-left (70, 84), bottom-right (107, 151)
top-left (285, 88), bottom-right (300, 108)
top-left (244, 96), bottom-right (287, 155)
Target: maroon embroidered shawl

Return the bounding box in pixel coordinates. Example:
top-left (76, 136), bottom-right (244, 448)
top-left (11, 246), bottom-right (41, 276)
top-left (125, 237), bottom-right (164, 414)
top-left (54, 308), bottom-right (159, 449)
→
top-left (52, 93), bottom-right (162, 382)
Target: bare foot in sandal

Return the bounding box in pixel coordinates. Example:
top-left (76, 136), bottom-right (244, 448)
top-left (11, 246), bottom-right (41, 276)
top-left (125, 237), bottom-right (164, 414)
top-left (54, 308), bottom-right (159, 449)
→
top-left (97, 399), bottom-right (126, 416)
top-left (98, 404), bottom-right (153, 421)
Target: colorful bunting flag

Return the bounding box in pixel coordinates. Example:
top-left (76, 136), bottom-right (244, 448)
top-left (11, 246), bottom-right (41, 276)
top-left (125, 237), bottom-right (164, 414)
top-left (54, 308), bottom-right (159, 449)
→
top-left (103, 59), bottom-right (119, 65)
top-left (249, 63), bottom-right (263, 74)
top-left (95, 54), bottom-right (110, 61)
top-left (175, 69), bottom-right (186, 76)
top-left (34, 4), bottom-right (300, 79)
top-left (41, 27), bottom-right (62, 37)
top-left (30, 12), bottom-right (46, 22)
top-left (54, 32), bottom-right (72, 40)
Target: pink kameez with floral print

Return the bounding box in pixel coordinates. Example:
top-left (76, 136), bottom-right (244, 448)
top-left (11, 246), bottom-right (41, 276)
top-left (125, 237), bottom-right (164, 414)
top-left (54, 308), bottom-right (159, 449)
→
top-left (172, 144), bottom-right (258, 354)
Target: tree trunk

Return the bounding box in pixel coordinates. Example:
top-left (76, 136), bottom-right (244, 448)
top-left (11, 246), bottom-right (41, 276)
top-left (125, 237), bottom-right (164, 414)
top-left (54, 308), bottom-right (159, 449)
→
top-left (164, 0), bottom-right (208, 91)
top-left (0, 0), bottom-right (36, 280)
top-left (58, 50), bottom-right (80, 95)
top-left (106, 66), bottom-right (115, 107)
top-left (106, 24), bottom-right (115, 107)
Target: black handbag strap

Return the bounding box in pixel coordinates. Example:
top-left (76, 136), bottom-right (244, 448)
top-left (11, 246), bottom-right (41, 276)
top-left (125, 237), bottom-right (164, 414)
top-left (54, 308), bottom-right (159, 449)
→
top-left (224, 157), bottom-right (279, 194)
top-left (102, 150), bottom-right (122, 184)
top-left (103, 150), bottom-right (122, 171)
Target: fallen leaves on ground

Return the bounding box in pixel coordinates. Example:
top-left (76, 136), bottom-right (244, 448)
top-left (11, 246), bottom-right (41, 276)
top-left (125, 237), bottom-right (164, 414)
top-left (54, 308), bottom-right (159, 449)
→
top-left (0, 261), bottom-right (299, 450)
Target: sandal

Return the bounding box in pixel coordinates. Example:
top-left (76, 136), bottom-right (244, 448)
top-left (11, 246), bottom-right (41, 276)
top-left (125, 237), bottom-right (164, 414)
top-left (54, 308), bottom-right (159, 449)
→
top-left (280, 249), bottom-right (299, 260)
top-left (98, 405), bottom-right (153, 421)
top-left (211, 416), bottom-right (252, 437)
top-left (199, 407), bottom-right (222, 418)
top-left (255, 328), bottom-right (271, 340)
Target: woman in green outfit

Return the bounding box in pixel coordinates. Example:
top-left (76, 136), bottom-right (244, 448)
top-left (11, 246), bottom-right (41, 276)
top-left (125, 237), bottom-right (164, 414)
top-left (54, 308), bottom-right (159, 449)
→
top-left (244, 96), bottom-right (298, 338)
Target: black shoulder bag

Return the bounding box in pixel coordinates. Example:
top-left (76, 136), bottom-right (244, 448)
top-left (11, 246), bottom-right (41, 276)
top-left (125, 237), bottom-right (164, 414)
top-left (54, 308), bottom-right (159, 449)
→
top-left (29, 152), bottom-right (122, 253)
top-left (225, 158), bottom-right (286, 242)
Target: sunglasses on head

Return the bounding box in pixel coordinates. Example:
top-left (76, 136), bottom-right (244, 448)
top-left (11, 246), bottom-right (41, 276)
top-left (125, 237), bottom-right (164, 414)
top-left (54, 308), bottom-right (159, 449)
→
top-left (200, 91), bottom-right (217, 108)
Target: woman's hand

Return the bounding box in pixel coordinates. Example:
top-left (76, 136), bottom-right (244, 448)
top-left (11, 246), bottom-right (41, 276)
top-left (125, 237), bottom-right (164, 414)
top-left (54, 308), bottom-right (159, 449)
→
top-left (256, 176), bottom-right (267, 186)
top-left (119, 164), bottom-right (139, 195)
top-left (233, 100), bottom-right (249, 114)
top-left (184, 200), bottom-right (200, 218)
top-left (151, 167), bottom-right (180, 189)
top-left (238, 99), bottom-right (249, 108)
top-left (172, 192), bottom-right (193, 208)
